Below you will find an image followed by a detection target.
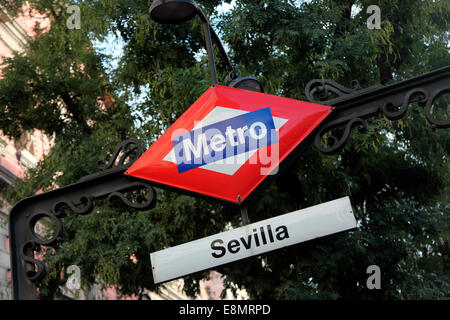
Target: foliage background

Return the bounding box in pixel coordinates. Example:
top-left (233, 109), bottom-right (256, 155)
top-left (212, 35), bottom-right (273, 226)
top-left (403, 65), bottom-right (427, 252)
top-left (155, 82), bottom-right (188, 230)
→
top-left (1, 0), bottom-right (448, 299)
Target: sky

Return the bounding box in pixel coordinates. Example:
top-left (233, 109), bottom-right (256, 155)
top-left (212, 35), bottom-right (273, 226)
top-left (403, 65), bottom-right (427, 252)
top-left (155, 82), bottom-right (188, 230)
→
top-left (92, 0), bottom-right (237, 72)
top-left (91, 0), bottom-right (360, 77)
top-left (90, 0), bottom-right (364, 121)
top-left (91, 0), bottom-right (239, 120)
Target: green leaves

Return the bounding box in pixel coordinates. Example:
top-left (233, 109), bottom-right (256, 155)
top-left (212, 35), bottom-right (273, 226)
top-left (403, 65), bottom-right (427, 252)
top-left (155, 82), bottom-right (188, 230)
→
top-left (2, 0), bottom-right (448, 299)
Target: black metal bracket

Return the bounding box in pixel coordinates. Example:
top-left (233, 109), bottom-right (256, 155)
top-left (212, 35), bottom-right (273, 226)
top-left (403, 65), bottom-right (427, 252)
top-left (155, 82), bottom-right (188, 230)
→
top-left (8, 139), bottom-right (157, 299)
top-left (305, 66), bottom-right (450, 154)
top-left (8, 66), bottom-right (449, 299)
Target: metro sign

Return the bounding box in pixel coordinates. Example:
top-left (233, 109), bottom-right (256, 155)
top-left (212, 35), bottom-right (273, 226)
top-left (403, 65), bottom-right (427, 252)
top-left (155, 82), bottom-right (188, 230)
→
top-left (125, 85), bottom-right (332, 204)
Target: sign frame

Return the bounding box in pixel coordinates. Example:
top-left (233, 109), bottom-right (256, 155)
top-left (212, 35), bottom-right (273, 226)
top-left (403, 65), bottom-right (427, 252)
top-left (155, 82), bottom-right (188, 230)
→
top-left (150, 196), bottom-right (356, 284)
top-left (125, 85), bottom-right (333, 205)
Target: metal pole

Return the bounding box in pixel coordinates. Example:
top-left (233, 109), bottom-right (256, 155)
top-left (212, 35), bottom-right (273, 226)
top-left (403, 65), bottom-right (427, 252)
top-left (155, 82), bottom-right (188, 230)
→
top-left (197, 10), bottom-right (218, 86)
top-left (240, 206), bottom-right (250, 225)
top-left (209, 26), bottom-right (235, 76)
top-left (196, 8), bottom-right (238, 84)
top-left (201, 21), bottom-right (218, 86)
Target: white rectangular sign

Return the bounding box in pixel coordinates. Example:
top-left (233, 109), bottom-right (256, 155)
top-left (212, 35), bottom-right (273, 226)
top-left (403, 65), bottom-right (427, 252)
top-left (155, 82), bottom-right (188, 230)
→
top-left (150, 196), bottom-right (356, 284)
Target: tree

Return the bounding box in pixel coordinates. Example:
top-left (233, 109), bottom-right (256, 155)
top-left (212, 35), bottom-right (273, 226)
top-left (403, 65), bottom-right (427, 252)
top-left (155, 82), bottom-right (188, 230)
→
top-left (2, 0), bottom-right (448, 299)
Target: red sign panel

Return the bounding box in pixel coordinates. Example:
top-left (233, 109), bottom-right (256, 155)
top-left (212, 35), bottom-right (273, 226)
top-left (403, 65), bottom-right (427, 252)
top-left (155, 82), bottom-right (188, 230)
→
top-left (125, 85), bottom-right (332, 204)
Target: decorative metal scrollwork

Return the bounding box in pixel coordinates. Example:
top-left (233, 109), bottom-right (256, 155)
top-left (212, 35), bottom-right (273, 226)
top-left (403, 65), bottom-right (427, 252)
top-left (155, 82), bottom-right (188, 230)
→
top-left (314, 117), bottom-right (368, 154)
top-left (425, 88), bottom-right (450, 130)
top-left (379, 87), bottom-right (449, 129)
top-left (27, 212), bottom-right (64, 246)
top-left (107, 181), bottom-right (157, 210)
top-left (16, 139), bottom-right (157, 285)
top-left (307, 67), bottom-right (450, 154)
top-left (21, 211), bottom-right (65, 283)
top-left (305, 79), bottom-right (362, 104)
top-left (381, 88), bottom-right (428, 121)
top-left (53, 195), bottom-right (95, 217)
top-left (97, 138), bottom-right (144, 170)
top-left (20, 241), bottom-right (48, 283)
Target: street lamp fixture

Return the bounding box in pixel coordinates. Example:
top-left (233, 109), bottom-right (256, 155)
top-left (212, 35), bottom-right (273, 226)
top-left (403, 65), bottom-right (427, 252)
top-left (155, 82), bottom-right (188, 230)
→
top-left (149, 0), bottom-right (263, 92)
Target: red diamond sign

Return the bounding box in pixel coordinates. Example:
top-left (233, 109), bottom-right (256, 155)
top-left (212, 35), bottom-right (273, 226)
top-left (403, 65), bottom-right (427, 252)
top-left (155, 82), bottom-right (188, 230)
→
top-left (125, 85), bottom-right (332, 204)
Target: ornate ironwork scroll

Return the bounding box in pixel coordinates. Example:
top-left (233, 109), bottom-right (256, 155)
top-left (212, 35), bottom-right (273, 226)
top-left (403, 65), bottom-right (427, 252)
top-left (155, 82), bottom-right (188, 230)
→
top-left (97, 138), bottom-right (144, 171)
top-left (305, 79), bottom-right (365, 103)
top-left (306, 66), bottom-right (450, 154)
top-left (9, 139), bottom-right (156, 299)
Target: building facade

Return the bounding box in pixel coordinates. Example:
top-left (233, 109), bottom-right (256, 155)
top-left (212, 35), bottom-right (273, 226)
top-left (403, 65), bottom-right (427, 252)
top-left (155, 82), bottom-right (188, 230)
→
top-left (0, 5), bottom-right (52, 299)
